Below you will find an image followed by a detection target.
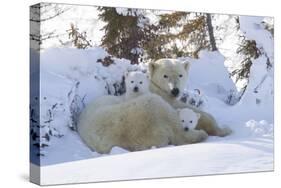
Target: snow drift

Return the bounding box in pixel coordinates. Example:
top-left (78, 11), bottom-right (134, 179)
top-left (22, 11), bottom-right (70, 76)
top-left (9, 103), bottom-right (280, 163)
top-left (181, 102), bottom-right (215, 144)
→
top-left (29, 13), bottom-right (273, 185)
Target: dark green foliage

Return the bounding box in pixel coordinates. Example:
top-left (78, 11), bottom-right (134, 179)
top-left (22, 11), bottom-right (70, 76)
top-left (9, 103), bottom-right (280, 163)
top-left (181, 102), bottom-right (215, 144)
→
top-left (233, 39), bottom-right (261, 84)
top-left (144, 12), bottom-right (213, 59)
top-left (97, 56), bottom-right (114, 66)
top-left (67, 23), bottom-right (92, 49)
top-left (98, 7), bottom-right (144, 64)
top-left (30, 96), bottom-right (64, 157)
top-left (237, 40), bottom-right (261, 59)
top-left (231, 58), bottom-right (253, 83)
top-left (233, 38), bottom-right (262, 98)
top-left (98, 8), bottom-right (217, 62)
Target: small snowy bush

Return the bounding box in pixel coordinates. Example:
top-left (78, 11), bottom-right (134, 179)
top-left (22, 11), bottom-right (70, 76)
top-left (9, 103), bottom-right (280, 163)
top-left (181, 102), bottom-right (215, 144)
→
top-left (67, 81), bottom-right (86, 131)
top-left (225, 89), bottom-right (240, 105)
top-left (245, 120), bottom-right (273, 137)
top-left (180, 89), bottom-right (206, 109)
top-left (30, 96), bottom-right (64, 156)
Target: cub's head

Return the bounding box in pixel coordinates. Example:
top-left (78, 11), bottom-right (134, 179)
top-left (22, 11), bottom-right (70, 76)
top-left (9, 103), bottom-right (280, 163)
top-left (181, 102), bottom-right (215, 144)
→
top-left (125, 71), bottom-right (149, 96)
top-left (177, 108), bottom-right (200, 131)
top-left (149, 59), bottom-right (190, 98)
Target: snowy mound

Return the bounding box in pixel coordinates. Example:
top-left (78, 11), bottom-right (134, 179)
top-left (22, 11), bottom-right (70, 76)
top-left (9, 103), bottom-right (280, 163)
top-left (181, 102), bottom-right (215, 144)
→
top-left (245, 120), bottom-right (273, 138)
top-left (30, 47), bottom-right (273, 167)
top-left (31, 47), bottom-right (138, 164)
top-left (186, 50), bottom-right (237, 102)
top-left (29, 5), bottom-right (274, 184)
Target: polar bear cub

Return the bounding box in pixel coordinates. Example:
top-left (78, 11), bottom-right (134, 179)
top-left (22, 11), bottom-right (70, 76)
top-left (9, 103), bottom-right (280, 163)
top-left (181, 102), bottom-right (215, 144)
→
top-left (78, 93), bottom-right (208, 154)
top-left (178, 108), bottom-right (201, 132)
top-left (82, 71), bottom-right (149, 115)
top-left (124, 71), bottom-right (150, 100)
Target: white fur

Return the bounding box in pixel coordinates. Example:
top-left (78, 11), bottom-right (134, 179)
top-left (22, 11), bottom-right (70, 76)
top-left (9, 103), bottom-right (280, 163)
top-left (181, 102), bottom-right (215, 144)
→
top-left (178, 108), bottom-right (201, 131)
top-left (149, 58), bottom-right (232, 137)
top-left (88, 71), bottom-right (149, 112)
top-left (124, 71), bottom-right (150, 100)
top-left (77, 94), bottom-right (208, 154)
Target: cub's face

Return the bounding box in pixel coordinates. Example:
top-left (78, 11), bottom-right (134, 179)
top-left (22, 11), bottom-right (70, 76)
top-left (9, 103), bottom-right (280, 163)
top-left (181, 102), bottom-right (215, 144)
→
top-left (125, 72), bottom-right (149, 95)
top-left (149, 59), bottom-right (190, 98)
top-left (178, 108), bottom-right (200, 131)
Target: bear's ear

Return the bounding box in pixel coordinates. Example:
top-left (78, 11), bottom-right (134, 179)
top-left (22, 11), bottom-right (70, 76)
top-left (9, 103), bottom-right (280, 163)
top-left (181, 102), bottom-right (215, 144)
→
top-left (183, 60), bottom-right (190, 71)
top-left (196, 113), bottom-right (201, 119)
top-left (148, 62), bottom-right (158, 77)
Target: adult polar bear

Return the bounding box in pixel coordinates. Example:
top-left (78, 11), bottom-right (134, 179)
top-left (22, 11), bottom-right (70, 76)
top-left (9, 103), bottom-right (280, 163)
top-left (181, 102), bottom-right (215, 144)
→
top-left (77, 58), bottom-right (231, 153)
top-left (149, 59), bottom-right (231, 136)
top-left (78, 94), bottom-right (208, 154)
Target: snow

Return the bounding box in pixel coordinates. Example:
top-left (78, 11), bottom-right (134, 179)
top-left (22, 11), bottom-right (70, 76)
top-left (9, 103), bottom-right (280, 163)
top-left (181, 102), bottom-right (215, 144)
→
top-left (212, 14), bottom-right (247, 91)
top-left (115, 8), bottom-right (144, 16)
top-left (245, 120), bottom-right (273, 138)
top-left (39, 138), bottom-right (273, 185)
top-left (235, 16), bottom-right (274, 122)
top-left (31, 47), bottom-right (136, 165)
top-left (131, 47), bottom-right (144, 55)
top-left (239, 16), bottom-right (274, 61)
top-left (30, 5), bottom-right (274, 185)
top-left (38, 4), bottom-right (106, 49)
top-left (185, 50), bottom-right (237, 102)
top-left (115, 7), bottom-right (162, 27)
top-left (31, 45), bottom-right (273, 184)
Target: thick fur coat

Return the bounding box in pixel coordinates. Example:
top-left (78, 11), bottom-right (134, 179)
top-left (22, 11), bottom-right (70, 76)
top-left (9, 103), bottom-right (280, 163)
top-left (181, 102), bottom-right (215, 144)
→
top-left (78, 94), bottom-right (208, 154)
top-left (148, 59), bottom-right (232, 136)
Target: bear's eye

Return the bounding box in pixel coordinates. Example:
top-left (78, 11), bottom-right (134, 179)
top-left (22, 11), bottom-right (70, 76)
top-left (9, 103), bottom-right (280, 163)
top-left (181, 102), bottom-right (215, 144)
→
top-left (163, 75), bottom-right (168, 78)
top-left (131, 81), bottom-right (134, 83)
top-left (139, 81), bottom-right (143, 84)
top-left (181, 120), bottom-right (185, 122)
top-left (189, 120), bottom-right (193, 123)
top-left (179, 74), bottom-right (183, 78)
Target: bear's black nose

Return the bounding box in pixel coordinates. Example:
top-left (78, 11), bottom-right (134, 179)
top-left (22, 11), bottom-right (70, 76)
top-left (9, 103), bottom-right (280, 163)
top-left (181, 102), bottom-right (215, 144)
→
top-left (133, 86), bottom-right (139, 92)
top-left (171, 88), bottom-right (179, 97)
top-left (184, 127), bottom-right (189, 131)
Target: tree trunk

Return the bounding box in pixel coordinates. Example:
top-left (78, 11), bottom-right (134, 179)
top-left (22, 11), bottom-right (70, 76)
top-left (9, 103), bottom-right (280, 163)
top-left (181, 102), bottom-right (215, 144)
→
top-left (206, 13), bottom-right (217, 51)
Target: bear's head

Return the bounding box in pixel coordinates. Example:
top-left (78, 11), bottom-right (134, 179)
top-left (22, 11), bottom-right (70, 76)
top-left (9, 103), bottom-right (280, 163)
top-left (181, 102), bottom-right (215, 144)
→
top-left (125, 71), bottom-right (150, 96)
top-left (149, 59), bottom-right (190, 98)
top-left (177, 108), bottom-right (201, 131)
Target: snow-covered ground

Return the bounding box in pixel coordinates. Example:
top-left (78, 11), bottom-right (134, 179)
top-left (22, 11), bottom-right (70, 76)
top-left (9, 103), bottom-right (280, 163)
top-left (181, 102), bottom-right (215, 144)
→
top-left (30, 5), bottom-right (274, 185)
top-left (37, 137), bottom-right (273, 185)
top-left (30, 46), bottom-right (273, 185)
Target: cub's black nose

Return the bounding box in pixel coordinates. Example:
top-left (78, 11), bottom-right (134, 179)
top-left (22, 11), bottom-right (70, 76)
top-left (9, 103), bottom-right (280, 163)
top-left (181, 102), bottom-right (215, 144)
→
top-left (133, 86), bottom-right (139, 92)
top-left (184, 127), bottom-right (189, 131)
top-left (171, 88), bottom-right (179, 97)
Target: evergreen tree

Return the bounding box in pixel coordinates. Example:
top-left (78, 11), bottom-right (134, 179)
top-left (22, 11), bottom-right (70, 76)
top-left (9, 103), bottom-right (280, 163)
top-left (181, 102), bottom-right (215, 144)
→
top-left (98, 9), bottom-right (220, 62)
top-left (145, 12), bottom-right (216, 59)
top-left (67, 23), bottom-right (92, 49)
top-left (98, 7), bottom-right (147, 64)
top-left (231, 17), bottom-right (268, 99)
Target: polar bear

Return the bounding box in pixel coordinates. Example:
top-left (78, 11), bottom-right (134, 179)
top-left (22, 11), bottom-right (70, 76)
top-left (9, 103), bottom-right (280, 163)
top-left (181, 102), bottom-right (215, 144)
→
top-left (178, 108), bottom-right (201, 131)
top-left (148, 59), bottom-right (232, 136)
top-left (124, 71), bottom-right (150, 100)
top-left (77, 94), bottom-right (208, 154)
top-left (86, 71), bottom-right (149, 114)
